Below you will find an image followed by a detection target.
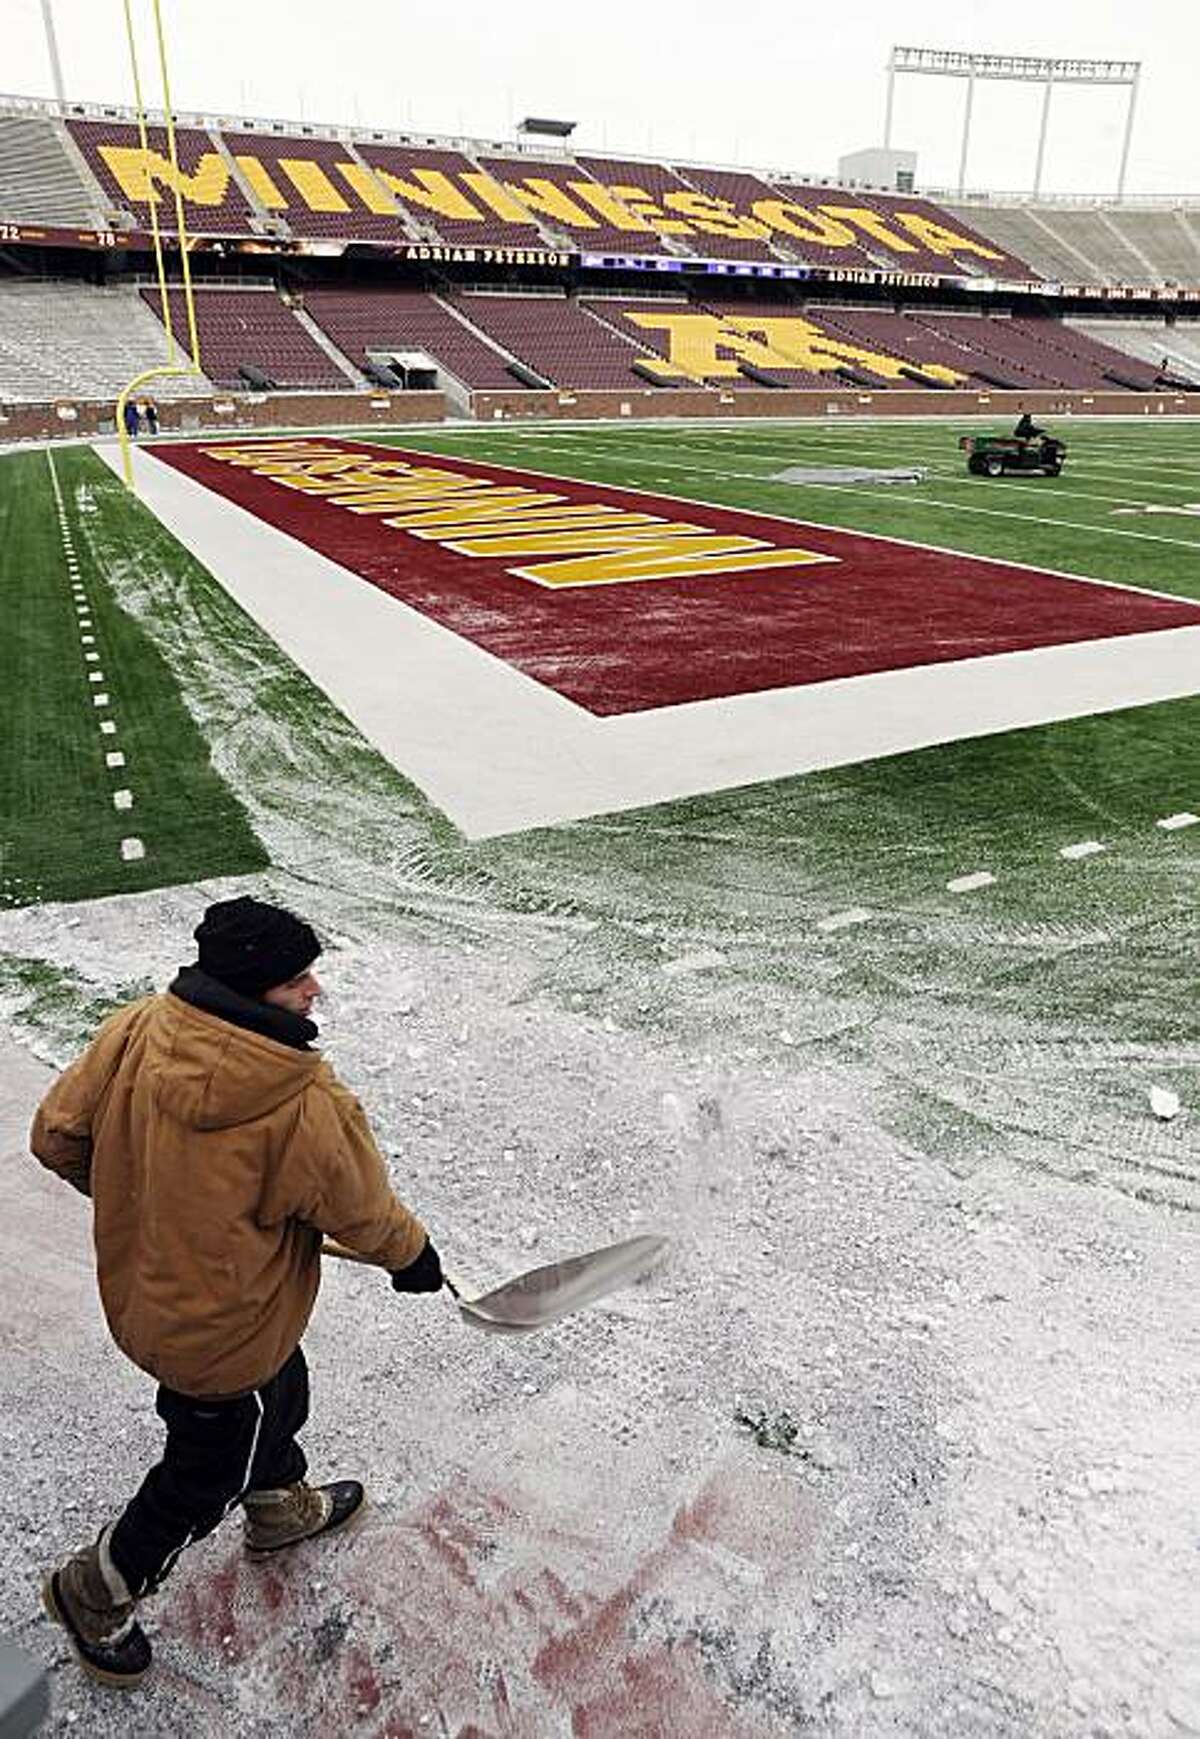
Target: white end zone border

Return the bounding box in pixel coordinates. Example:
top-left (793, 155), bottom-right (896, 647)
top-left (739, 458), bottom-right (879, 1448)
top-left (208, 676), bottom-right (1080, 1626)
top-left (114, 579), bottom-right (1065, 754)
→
top-left (101, 442), bottom-right (1200, 841)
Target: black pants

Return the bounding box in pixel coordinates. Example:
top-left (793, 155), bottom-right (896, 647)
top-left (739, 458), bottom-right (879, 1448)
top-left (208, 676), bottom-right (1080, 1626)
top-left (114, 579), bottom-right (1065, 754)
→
top-left (108, 1347), bottom-right (310, 1599)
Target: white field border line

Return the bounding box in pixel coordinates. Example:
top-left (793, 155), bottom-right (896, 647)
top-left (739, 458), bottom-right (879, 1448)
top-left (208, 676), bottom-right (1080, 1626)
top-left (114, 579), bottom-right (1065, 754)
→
top-left (357, 433), bottom-right (1200, 602)
top-left (96, 442), bottom-right (592, 841)
top-left (105, 441), bottom-right (1200, 842)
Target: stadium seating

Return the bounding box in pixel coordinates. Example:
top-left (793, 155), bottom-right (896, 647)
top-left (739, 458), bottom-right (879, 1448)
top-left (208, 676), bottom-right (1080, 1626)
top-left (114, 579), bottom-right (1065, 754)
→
top-left (141, 287), bottom-right (347, 388)
top-left (573, 156), bottom-right (702, 255)
top-left (1019, 318), bottom-right (1162, 389)
top-left (579, 299), bottom-right (753, 386)
top-left (0, 108), bottom-right (1037, 275)
top-left (763, 181), bottom-right (1033, 278)
top-left (667, 167), bottom-right (786, 261)
top-left (4, 96), bottom-right (1200, 411)
top-left (302, 288), bottom-right (515, 388)
top-left (909, 313), bottom-right (1080, 389)
top-left (1067, 319), bottom-right (1200, 382)
top-left (67, 119), bottom-right (257, 235)
top-left (0, 281), bottom-right (212, 403)
top-left (900, 311), bottom-right (1165, 390)
top-left (940, 202), bottom-right (1093, 284)
top-left (945, 199), bottom-right (1200, 287)
top-left (793, 306), bottom-right (986, 384)
top-left (354, 144), bottom-right (547, 248)
top-left (1104, 210), bottom-right (1200, 284)
top-left (866, 191), bottom-right (1032, 277)
top-left (0, 115), bottom-right (101, 226)
top-left (219, 130), bottom-right (403, 240)
top-left (1033, 210), bottom-right (1156, 284)
top-left (474, 152), bottom-right (674, 254)
top-left (448, 294), bottom-right (653, 387)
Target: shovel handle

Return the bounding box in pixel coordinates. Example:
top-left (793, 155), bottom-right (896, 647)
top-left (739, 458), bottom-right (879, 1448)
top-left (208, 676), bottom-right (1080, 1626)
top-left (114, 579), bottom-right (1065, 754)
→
top-left (321, 1238), bottom-right (461, 1298)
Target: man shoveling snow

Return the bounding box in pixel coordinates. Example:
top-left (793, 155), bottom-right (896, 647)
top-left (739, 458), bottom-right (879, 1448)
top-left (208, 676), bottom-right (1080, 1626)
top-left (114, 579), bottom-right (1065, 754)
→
top-left (30, 896), bottom-right (444, 1687)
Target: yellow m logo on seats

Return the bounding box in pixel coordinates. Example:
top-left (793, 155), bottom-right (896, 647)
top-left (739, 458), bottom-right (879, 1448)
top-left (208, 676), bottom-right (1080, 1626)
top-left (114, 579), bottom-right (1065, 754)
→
top-left (98, 145), bottom-right (231, 207)
top-left (625, 312), bottom-right (965, 385)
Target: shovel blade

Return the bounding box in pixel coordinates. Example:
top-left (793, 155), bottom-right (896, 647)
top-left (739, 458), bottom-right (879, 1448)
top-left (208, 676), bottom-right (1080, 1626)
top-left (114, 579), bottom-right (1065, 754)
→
top-left (459, 1233), bottom-right (669, 1333)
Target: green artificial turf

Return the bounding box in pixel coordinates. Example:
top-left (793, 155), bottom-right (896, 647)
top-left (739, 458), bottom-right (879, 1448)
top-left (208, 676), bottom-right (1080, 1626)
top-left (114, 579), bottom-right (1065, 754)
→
top-left (0, 419), bottom-right (1193, 1205)
top-left (0, 447), bottom-right (268, 905)
top-left (378, 417), bottom-right (1200, 600)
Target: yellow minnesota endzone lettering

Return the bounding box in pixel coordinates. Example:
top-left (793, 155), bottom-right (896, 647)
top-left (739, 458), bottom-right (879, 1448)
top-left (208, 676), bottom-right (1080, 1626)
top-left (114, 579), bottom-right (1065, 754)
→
top-left (356, 489), bottom-right (565, 521)
top-left (201, 442), bottom-right (342, 463)
top-left (325, 484), bottom-right (507, 515)
top-left (515, 537), bottom-right (829, 587)
top-left (201, 443), bottom-right (832, 587)
top-left (404, 507), bottom-right (662, 538)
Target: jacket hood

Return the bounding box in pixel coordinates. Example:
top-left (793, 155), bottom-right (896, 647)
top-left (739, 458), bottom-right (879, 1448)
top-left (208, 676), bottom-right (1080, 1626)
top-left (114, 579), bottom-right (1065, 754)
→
top-left (144, 993), bottom-right (321, 1131)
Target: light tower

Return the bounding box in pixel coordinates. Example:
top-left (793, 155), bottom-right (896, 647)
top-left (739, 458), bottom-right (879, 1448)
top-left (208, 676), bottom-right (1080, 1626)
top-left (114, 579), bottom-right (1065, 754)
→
top-left (882, 46), bottom-right (1141, 197)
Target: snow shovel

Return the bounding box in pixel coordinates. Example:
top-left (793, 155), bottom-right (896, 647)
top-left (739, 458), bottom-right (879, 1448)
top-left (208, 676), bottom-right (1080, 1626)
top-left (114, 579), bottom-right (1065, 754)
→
top-left (322, 1233), bottom-right (668, 1334)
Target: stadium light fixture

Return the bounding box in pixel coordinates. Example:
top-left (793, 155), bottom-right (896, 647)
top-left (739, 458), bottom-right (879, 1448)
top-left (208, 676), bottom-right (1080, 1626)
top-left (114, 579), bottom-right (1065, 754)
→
top-left (883, 45), bottom-right (1142, 198)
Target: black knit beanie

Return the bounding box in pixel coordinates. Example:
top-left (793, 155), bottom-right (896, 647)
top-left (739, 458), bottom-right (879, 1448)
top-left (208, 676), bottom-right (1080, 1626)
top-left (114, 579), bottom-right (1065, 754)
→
top-left (194, 896), bottom-right (320, 998)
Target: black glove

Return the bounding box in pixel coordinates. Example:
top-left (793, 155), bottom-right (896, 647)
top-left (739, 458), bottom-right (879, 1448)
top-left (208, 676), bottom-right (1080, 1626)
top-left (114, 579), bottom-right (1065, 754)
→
top-left (391, 1238), bottom-right (444, 1293)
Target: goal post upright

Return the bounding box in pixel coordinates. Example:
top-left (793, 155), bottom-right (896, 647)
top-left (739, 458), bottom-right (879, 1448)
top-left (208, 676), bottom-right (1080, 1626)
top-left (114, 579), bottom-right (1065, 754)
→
top-left (116, 0), bottom-right (204, 491)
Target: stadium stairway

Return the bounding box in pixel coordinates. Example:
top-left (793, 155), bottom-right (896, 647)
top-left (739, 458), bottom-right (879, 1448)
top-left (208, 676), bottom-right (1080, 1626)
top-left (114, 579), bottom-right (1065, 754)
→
top-left (448, 292), bottom-right (660, 389)
top-left (288, 302), bottom-right (364, 385)
top-left (302, 287), bottom-right (515, 401)
top-left (141, 286), bottom-right (345, 389)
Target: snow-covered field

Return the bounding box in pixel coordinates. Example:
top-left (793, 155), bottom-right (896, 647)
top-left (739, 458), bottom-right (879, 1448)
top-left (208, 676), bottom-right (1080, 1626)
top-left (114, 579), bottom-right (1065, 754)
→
top-left (3, 874), bottom-right (1198, 1736)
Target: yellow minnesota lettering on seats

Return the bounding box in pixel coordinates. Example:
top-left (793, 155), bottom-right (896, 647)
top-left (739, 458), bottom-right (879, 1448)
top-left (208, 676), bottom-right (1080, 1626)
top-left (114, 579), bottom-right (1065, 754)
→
top-left (200, 442), bottom-right (834, 587)
top-left (103, 141), bottom-right (1007, 263)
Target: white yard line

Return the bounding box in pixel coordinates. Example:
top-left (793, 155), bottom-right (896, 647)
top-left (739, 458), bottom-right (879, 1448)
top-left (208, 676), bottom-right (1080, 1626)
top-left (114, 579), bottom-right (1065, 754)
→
top-left (947, 871), bottom-right (996, 893)
top-left (100, 441), bottom-right (1200, 841)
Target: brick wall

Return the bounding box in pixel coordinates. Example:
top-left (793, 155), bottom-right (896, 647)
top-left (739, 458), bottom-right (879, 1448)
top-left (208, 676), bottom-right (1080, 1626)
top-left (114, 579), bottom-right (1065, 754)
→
top-left (0, 391), bottom-right (445, 444)
top-left (469, 388), bottom-right (1200, 420)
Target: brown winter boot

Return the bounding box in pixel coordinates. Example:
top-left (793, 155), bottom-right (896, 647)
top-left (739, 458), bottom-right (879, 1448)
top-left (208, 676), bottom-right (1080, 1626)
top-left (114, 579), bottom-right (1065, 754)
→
top-left (242, 1479), bottom-right (366, 1558)
top-left (42, 1527), bottom-right (152, 1687)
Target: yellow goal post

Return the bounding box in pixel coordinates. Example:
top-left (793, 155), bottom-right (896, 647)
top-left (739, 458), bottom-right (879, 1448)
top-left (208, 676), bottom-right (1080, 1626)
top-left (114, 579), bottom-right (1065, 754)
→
top-left (115, 0), bottom-right (204, 489)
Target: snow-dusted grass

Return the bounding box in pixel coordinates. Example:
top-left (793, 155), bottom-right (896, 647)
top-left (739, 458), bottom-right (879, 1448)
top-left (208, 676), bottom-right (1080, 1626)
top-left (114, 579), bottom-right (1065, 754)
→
top-left (0, 447), bottom-right (266, 906)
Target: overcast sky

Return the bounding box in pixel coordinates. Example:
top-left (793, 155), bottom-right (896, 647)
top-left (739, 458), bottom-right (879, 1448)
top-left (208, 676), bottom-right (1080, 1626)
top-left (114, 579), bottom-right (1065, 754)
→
top-left (6, 0), bottom-right (1198, 199)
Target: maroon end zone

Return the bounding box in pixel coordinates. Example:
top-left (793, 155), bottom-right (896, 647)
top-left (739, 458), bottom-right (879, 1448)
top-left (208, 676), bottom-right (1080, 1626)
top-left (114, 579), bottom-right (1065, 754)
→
top-left (150, 438), bottom-right (1200, 716)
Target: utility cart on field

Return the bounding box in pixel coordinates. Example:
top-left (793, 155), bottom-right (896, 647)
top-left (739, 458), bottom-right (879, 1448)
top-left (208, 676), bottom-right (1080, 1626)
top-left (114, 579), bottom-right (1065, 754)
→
top-left (959, 433), bottom-right (1067, 477)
